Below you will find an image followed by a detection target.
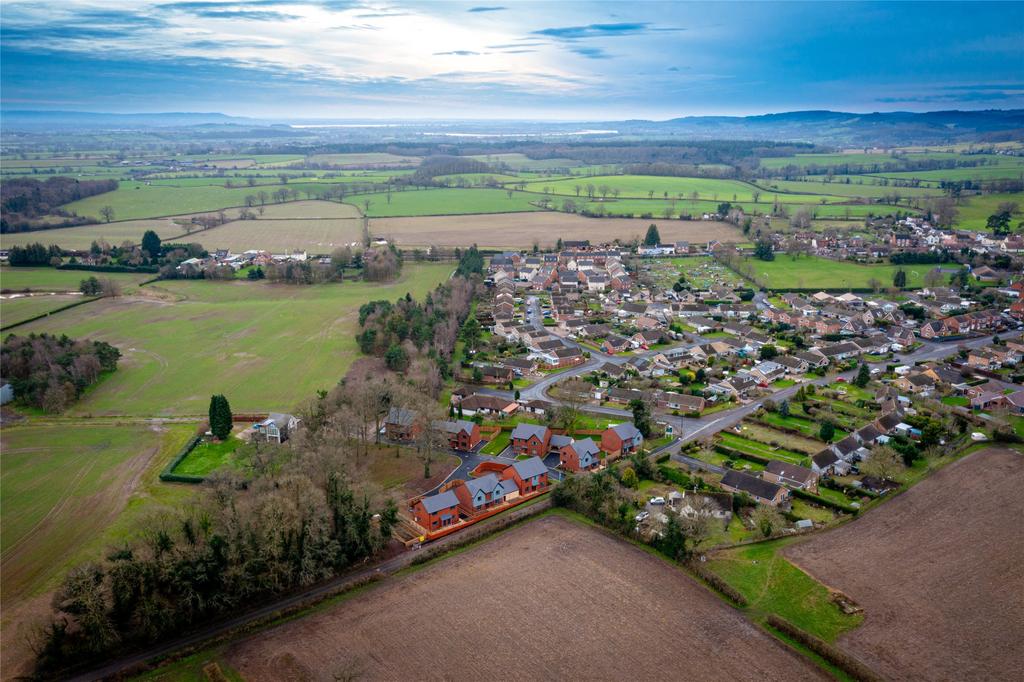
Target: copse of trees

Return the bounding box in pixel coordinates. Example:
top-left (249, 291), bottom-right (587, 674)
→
top-left (454, 244), bottom-right (484, 277)
top-left (1, 333), bottom-right (120, 413)
top-left (7, 242), bottom-right (62, 266)
top-left (363, 244), bottom-right (403, 282)
top-left (0, 176), bottom-right (117, 232)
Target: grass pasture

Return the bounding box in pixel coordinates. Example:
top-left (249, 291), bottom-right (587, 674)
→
top-left (12, 263), bottom-right (453, 416)
top-left (191, 217), bottom-right (364, 252)
top-left (1, 293), bottom-right (87, 327)
top-left (0, 266), bottom-right (152, 292)
top-left (734, 255), bottom-right (927, 289)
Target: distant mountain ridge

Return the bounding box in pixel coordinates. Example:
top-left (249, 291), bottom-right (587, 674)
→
top-left (3, 108), bottom-right (1022, 146)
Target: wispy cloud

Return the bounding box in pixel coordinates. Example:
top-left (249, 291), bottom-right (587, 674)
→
top-left (532, 22), bottom-right (681, 40)
top-left (434, 50), bottom-right (480, 56)
top-left (468, 6), bottom-right (506, 13)
top-left (570, 46), bottom-right (610, 60)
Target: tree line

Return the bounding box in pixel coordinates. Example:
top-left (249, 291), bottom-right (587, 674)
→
top-left (1, 177), bottom-right (117, 232)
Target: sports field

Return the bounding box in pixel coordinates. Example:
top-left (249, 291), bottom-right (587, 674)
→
top-left (12, 263), bottom-right (453, 415)
top-left (733, 255), bottom-right (928, 289)
top-left (223, 514), bottom-right (827, 681)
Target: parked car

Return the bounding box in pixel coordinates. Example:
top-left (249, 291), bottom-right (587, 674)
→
top-left (649, 496), bottom-right (666, 505)
top-left (634, 511), bottom-right (650, 522)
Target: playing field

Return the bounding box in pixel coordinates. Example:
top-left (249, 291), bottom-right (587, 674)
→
top-left (784, 447), bottom-right (1024, 681)
top-left (11, 263), bottom-right (453, 416)
top-left (224, 514), bottom-right (827, 681)
top-left (733, 255), bottom-right (928, 289)
top-left (370, 212), bottom-right (742, 248)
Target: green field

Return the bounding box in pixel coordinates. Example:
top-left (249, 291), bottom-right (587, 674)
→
top-left (0, 266), bottom-right (152, 291)
top-left (757, 178), bottom-right (941, 200)
top-left (707, 538), bottom-right (863, 642)
top-left (172, 436), bottom-right (244, 477)
top-left (954, 192), bottom-right (1024, 231)
top-left (733, 255), bottom-right (928, 289)
top-left (62, 181), bottom-right (288, 221)
top-left (0, 293), bottom-right (88, 327)
top-left (522, 175), bottom-right (837, 204)
top-left (350, 187), bottom-right (543, 217)
top-left (12, 263), bottom-right (452, 416)
top-left (1, 422), bottom-right (194, 605)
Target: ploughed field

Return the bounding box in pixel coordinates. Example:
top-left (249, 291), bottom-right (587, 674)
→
top-left (226, 514), bottom-right (826, 681)
top-left (784, 447), bottom-right (1024, 681)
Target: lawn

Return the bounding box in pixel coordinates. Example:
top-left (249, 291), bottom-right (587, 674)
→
top-left (706, 538), bottom-right (863, 642)
top-left (350, 187), bottom-right (544, 217)
top-left (760, 412), bottom-right (846, 440)
top-left (172, 436), bottom-right (244, 477)
top-left (481, 429), bottom-right (511, 455)
top-left (733, 255), bottom-right (927, 289)
top-left (942, 396), bottom-right (970, 407)
top-left (718, 433), bottom-right (809, 466)
top-left (13, 263), bottom-right (453, 416)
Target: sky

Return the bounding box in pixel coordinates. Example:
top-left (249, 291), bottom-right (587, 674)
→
top-left (1, 0), bottom-right (1022, 120)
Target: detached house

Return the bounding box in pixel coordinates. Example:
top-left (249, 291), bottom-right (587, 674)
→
top-left (559, 437), bottom-right (602, 473)
top-left (434, 419), bottom-right (481, 451)
top-left (510, 423), bottom-right (552, 457)
top-left (453, 474), bottom-right (516, 516)
top-left (720, 470), bottom-right (789, 506)
top-left (501, 456), bottom-right (550, 494)
top-left (254, 413), bottom-right (300, 443)
top-left (763, 461), bottom-right (818, 492)
top-left (385, 407), bottom-right (420, 441)
top-left (411, 489), bottom-right (460, 531)
top-left (601, 422), bottom-right (644, 457)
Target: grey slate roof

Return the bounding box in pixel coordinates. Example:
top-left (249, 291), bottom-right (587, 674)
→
top-left (549, 434), bottom-right (574, 449)
top-left (420, 489), bottom-right (459, 514)
top-left (721, 470), bottom-right (783, 501)
top-left (511, 423), bottom-right (550, 442)
top-left (511, 456), bottom-right (548, 479)
top-left (610, 422), bottom-right (642, 440)
top-left (387, 407), bottom-right (417, 427)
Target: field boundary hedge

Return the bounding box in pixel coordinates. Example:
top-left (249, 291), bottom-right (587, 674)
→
top-left (686, 561), bottom-right (748, 607)
top-left (715, 444), bottom-right (771, 465)
top-left (57, 263), bottom-right (159, 274)
top-left (0, 296), bottom-right (100, 331)
top-left (766, 614), bottom-right (881, 682)
top-left (159, 435), bottom-right (205, 484)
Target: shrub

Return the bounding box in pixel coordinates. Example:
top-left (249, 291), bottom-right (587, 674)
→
top-left (766, 615), bottom-right (881, 682)
top-left (688, 561), bottom-right (748, 607)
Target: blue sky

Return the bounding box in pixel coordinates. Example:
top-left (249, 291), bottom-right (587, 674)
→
top-left (1, 1), bottom-right (1022, 119)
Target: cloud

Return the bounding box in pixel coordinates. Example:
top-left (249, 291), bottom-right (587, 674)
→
top-left (487, 41), bottom-right (544, 48)
top-left (532, 22), bottom-right (682, 40)
top-left (570, 46), bottom-right (610, 60)
top-left (468, 6), bottom-right (506, 12)
top-left (433, 50), bottom-right (480, 56)
top-left (190, 9), bottom-right (299, 20)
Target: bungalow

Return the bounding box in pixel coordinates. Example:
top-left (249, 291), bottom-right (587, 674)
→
top-left (602, 334), bottom-right (631, 354)
top-left (501, 456), bottom-right (550, 494)
top-left (1005, 390), bottom-right (1024, 415)
top-left (631, 330), bottom-right (665, 349)
top-left (657, 392), bottom-right (705, 414)
top-left (453, 474), bottom-right (516, 515)
top-left (601, 422), bottom-right (644, 457)
top-left (776, 355), bottom-right (809, 374)
top-left (819, 342), bottom-right (862, 362)
top-left (520, 399), bottom-right (554, 416)
top-left (510, 423), bottom-right (552, 457)
top-left (480, 365), bottom-right (514, 384)
top-left (411, 489), bottom-right (460, 531)
top-left (559, 437), bottom-right (603, 473)
top-left (708, 374), bottom-right (758, 398)
top-left (749, 361), bottom-right (786, 385)
top-left (793, 350), bottom-right (830, 370)
top-left (720, 470), bottom-right (789, 506)
top-left (434, 419), bottom-right (481, 451)
top-left (811, 448), bottom-right (850, 476)
top-left (763, 460), bottom-right (819, 492)
top-left (384, 407), bottom-right (420, 441)
top-left (458, 394), bottom-right (519, 418)
top-left (671, 491), bottom-right (733, 523)
top-left (254, 413), bottom-right (300, 443)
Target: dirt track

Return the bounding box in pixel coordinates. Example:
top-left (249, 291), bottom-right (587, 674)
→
top-left (371, 213), bottom-right (742, 249)
top-left (227, 514), bottom-right (825, 681)
top-left (785, 447), bottom-right (1024, 681)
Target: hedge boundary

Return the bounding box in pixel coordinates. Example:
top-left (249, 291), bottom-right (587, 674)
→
top-left (57, 263), bottom-right (159, 274)
top-left (714, 444), bottom-right (771, 465)
top-left (0, 296), bottom-right (100, 331)
top-left (687, 561), bottom-right (748, 607)
top-left (159, 435), bottom-right (204, 484)
top-left (766, 614), bottom-right (881, 682)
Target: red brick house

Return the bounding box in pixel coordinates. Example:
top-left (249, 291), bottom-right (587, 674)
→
top-left (411, 489), bottom-right (460, 531)
top-left (600, 422), bottom-right (644, 457)
top-left (384, 407), bottom-right (421, 441)
top-left (559, 437), bottom-right (602, 473)
top-left (452, 473), bottom-right (516, 516)
top-left (501, 456), bottom-right (549, 494)
top-left (510, 423), bottom-right (551, 456)
top-left (434, 419), bottom-right (481, 451)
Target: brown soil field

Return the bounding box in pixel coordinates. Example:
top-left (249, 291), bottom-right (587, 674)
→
top-left (785, 447), bottom-right (1024, 681)
top-left (226, 514), bottom-right (826, 681)
top-left (187, 218), bottom-right (363, 252)
top-left (371, 212), bottom-right (743, 249)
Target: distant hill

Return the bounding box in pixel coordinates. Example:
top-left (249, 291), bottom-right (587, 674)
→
top-left (616, 110), bottom-right (1024, 145)
top-left (2, 108), bottom-right (1022, 146)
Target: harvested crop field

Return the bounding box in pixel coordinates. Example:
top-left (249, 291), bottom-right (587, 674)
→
top-left (371, 212), bottom-right (742, 248)
top-left (784, 447), bottom-right (1024, 681)
top-left (188, 218), bottom-right (363, 252)
top-left (226, 514), bottom-right (826, 681)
